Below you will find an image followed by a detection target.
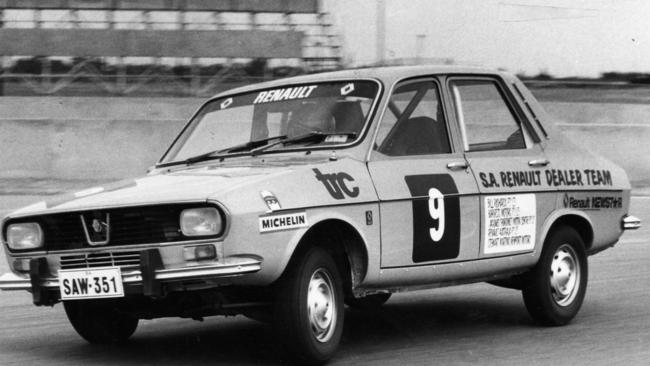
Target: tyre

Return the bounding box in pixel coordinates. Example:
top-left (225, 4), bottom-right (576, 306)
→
top-left (273, 247), bottom-right (344, 365)
top-left (346, 293), bottom-right (391, 310)
top-left (63, 300), bottom-right (138, 344)
top-left (522, 226), bottom-right (588, 326)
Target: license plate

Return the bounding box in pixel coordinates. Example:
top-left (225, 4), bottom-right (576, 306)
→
top-left (59, 267), bottom-right (124, 300)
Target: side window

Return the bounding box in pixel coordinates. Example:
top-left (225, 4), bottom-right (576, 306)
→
top-left (450, 80), bottom-right (528, 152)
top-left (375, 80), bottom-right (451, 156)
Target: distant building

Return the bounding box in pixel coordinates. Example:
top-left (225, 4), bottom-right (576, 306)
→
top-left (0, 0), bottom-right (342, 96)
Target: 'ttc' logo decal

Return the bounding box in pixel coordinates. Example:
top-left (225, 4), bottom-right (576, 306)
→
top-left (313, 169), bottom-right (359, 199)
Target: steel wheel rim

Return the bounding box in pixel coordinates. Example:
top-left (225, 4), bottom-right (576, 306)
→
top-left (307, 268), bottom-right (337, 343)
top-left (549, 244), bottom-right (580, 307)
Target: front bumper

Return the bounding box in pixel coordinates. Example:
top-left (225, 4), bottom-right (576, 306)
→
top-left (0, 257), bottom-right (261, 291)
top-left (0, 249), bottom-right (261, 305)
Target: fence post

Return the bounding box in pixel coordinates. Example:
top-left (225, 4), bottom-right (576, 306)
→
top-left (190, 57), bottom-right (200, 95)
top-left (0, 56), bottom-right (5, 96)
top-left (42, 57), bottom-right (52, 92)
top-left (117, 56), bottom-right (127, 94)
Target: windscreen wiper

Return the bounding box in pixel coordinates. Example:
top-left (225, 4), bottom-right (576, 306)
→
top-left (183, 134), bottom-right (287, 164)
top-left (250, 131), bottom-right (357, 156)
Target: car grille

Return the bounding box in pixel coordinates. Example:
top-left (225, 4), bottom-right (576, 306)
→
top-left (60, 251), bottom-right (141, 270)
top-left (5, 204), bottom-right (221, 251)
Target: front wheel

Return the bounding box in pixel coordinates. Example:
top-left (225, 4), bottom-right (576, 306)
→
top-left (522, 226), bottom-right (588, 326)
top-left (273, 247), bottom-right (344, 365)
top-left (63, 300), bottom-right (138, 344)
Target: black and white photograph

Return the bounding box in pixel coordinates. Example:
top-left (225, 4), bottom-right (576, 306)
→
top-left (0, 1), bottom-right (648, 365)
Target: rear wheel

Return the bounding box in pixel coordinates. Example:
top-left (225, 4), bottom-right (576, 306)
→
top-left (63, 300), bottom-right (138, 344)
top-left (522, 226), bottom-right (588, 325)
top-left (273, 247), bottom-right (344, 365)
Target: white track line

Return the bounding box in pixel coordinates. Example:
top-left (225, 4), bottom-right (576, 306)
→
top-left (557, 123), bottom-right (650, 128)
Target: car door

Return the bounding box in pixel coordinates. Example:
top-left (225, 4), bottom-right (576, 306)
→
top-left (447, 76), bottom-right (555, 258)
top-left (368, 78), bottom-right (480, 268)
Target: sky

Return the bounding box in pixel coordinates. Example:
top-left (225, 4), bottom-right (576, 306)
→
top-left (323, 0), bottom-right (650, 77)
top-left (3, 1), bottom-right (649, 77)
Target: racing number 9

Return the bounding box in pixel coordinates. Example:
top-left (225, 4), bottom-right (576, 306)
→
top-left (405, 174), bottom-right (460, 263)
top-left (428, 188), bottom-right (445, 241)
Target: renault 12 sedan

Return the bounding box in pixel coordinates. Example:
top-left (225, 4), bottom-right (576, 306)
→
top-left (0, 65), bottom-right (641, 364)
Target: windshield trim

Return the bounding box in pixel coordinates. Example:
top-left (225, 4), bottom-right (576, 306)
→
top-left (156, 77), bottom-right (384, 168)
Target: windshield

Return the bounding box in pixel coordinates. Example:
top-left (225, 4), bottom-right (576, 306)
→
top-left (161, 80), bottom-right (380, 164)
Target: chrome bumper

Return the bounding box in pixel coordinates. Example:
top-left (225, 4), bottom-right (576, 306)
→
top-left (0, 257), bottom-right (262, 292)
top-left (622, 215), bottom-right (642, 230)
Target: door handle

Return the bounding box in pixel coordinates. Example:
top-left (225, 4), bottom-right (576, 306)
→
top-left (447, 161), bottom-right (469, 171)
top-left (528, 158), bottom-right (549, 167)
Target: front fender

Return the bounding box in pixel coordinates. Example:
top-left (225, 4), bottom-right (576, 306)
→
top-left (229, 203), bottom-right (379, 287)
top-left (279, 204), bottom-right (379, 283)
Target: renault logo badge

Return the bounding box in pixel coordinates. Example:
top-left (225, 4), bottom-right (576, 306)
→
top-left (92, 219), bottom-right (106, 233)
top-left (80, 213), bottom-right (110, 246)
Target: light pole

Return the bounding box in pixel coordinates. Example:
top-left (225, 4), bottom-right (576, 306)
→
top-left (376, 0), bottom-right (386, 65)
top-left (416, 34), bottom-right (426, 64)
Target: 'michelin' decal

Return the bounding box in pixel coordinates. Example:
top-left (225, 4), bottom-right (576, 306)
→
top-left (259, 212), bottom-right (308, 233)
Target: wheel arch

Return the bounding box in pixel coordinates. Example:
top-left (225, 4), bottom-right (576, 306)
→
top-left (540, 210), bottom-right (594, 251)
top-left (283, 218), bottom-right (369, 297)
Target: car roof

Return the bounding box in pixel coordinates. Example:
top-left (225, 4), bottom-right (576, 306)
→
top-left (212, 64), bottom-right (507, 98)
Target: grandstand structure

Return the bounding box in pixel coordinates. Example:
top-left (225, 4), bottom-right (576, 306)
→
top-left (0, 0), bottom-right (342, 96)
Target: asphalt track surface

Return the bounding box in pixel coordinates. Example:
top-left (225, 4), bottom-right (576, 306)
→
top-left (0, 196), bottom-right (648, 366)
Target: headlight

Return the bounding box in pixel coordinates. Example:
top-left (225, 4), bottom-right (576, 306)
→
top-left (6, 222), bottom-right (44, 250)
top-left (180, 207), bottom-right (222, 236)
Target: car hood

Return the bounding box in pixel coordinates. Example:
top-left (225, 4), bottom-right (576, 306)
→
top-left (9, 165), bottom-right (294, 217)
top-left (7, 156), bottom-right (377, 218)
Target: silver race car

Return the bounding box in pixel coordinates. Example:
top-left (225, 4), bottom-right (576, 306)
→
top-left (1, 66), bottom-right (641, 364)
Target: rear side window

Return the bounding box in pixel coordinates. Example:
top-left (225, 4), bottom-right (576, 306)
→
top-left (450, 80), bottom-right (528, 152)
